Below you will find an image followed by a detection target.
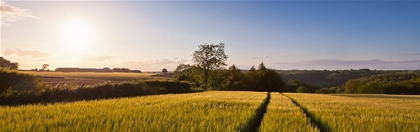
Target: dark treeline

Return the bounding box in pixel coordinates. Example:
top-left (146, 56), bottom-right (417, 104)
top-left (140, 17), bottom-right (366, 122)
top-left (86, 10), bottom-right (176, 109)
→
top-left (279, 69), bottom-right (388, 88)
top-left (342, 72), bottom-right (420, 94)
top-left (282, 69), bottom-right (420, 95)
top-left (173, 62), bottom-right (286, 92)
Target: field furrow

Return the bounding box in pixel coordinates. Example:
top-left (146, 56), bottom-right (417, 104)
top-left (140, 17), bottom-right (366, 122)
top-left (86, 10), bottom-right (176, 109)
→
top-left (0, 91), bottom-right (266, 132)
top-left (259, 93), bottom-right (318, 132)
top-left (284, 93), bottom-right (420, 132)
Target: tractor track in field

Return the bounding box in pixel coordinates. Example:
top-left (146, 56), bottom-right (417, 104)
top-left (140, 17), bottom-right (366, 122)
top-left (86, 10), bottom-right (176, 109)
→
top-left (242, 92), bottom-right (271, 132)
top-left (282, 93), bottom-right (330, 132)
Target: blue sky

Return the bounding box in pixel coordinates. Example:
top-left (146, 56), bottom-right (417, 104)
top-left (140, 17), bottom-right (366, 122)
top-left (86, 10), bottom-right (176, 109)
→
top-left (1, 1), bottom-right (420, 71)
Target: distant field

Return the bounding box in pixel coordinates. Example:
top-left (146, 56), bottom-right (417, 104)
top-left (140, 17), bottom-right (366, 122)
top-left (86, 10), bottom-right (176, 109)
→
top-left (284, 93), bottom-right (420, 132)
top-left (2, 91), bottom-right (419, 131)
top-left (19, 71), bottom-right (172, 85)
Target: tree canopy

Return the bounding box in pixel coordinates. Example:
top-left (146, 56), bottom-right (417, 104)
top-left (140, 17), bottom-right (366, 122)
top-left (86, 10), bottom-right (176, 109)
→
top-left (192, 43), bottom-right (228, 87)
top-left (0, 57), bottom-right (19, 70)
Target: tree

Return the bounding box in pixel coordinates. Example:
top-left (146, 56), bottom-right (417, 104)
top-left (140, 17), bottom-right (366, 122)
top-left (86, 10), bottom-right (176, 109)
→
top-left (344, 79), bottom-right (361, 93)
top-left (42, 64), bottom-right (49, 70)
top-left (173, 64), bottom-right (203, 87)
top-left (256, 62), bottom-right (285, 92)
top-left (244, 66), bottom-right (258, 91)
top-left (243, 62), bottom-right (285, 92)
top-left (358, 82), bottom-right (381, 94)
top-left (222, 65), bottom-right (246, 90)
top-left (192, 43), bottom-right (228, 88)
top-left (296, 86), bottom-right (310, 93)
top-left (10, 62), bottom-right (19, 70)
top-left (0, 57), bottom-right (19, 70)
top-left (162, 68), bottom-right (168, 74)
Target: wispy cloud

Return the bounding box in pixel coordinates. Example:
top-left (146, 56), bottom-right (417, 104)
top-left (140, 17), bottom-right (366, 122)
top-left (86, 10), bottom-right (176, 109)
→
top-left (401, 53), bottom-right (420, 56)
top-left (0, 0), bottom-right (38, 26)
top-left (250, 55), bottom-right (269, 59)
top-left (83, 55), bottom-right (116, 61)
top-left (4, 48), bottom-right (50, 58)
top-left (273, 59), bottom-right (420, 65)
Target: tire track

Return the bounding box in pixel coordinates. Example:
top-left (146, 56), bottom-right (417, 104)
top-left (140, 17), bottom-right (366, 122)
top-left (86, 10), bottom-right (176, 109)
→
top-left (241, 92), bottom-right (271, 132)
top-left (282, 93), bottom-right (330, 132)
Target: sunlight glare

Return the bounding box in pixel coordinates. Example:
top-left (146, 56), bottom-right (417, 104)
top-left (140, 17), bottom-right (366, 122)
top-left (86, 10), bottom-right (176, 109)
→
top-left (61, 19), bottom-right (93, 51)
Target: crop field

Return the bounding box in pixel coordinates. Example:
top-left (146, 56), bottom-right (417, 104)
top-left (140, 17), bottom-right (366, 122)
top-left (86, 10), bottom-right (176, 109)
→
top-left (0, 91), bottom-right (267, 131)
top-left (259, 93), bottom-right (318, 132)
top-left (19, 71), bottom-right (170, 85)
top-left (2, 91), bottom-right (420, 131)
top-left (284, 93), bottom-right (420, 132)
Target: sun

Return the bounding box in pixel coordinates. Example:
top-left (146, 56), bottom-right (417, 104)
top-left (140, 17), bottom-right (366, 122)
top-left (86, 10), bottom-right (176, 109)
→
top-left (61, 19), bottom-right (93, 50)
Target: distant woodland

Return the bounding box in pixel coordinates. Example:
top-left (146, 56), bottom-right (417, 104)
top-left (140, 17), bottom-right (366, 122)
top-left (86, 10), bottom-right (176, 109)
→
top-left (278, 69), bottom-right (420, 94)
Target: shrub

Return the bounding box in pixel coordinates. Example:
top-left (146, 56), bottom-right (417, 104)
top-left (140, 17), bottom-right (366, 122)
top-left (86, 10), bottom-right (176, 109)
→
top-left (358, 82), bottom-right (382, 94)
top-left (296, 86), bottom-right (310, 93)
top-left (143, 80), bottom-right (191, 93)
top-left (0, 69), bottom-right (42, 94)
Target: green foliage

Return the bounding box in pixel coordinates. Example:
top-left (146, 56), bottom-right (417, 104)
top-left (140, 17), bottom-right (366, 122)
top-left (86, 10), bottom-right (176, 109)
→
top-left (358, 82), bottom-right (382, 94)
top-left (207, 69), bottom-right (227, 89)
top-left (173, 63), bottom-right (285, 92)
top-left (280, 69), bottom-right (383, 88)
top-left (315, 86), bottom-right (344, 94)
top-left (296, 86), bottom-right (310, 93)
top-left (222, 65), bottom-right (246, 91)
top-left (315, 88), bottom-right (331, 93)
top-left (244, 63), bottom-right (285, 92)
top-left (287, 79), bottom-right (320, 93)
top-left (173, 64), bottom-right (203, 87)
top-left (143, 80), bottom-right (191, 93)
top-left (0, 69), bottom-right (42, 95)
top-left (192, 43), bottom-right (228, 87)
top-left (343, 72), bottom-right (420, 95)
top-left (344, 79), bottom-right (361, 93)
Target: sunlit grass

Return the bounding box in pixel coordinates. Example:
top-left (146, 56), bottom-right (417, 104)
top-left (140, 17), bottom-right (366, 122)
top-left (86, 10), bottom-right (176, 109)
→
top-left (284, 93), bottom-right (420, 131)
top-left (0, 91), bottom-right (266, 131)
top-left (259, 93), bottom-right (318, 132)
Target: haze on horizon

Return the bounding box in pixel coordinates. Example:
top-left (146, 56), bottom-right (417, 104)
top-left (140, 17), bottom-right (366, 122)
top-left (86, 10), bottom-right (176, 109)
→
top-left (1, 1), bottom-right (420, 71)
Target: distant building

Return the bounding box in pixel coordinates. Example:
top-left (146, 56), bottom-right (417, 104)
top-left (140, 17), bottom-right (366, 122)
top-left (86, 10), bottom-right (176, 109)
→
top-left (78, 68), bottom-right (97, 72)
